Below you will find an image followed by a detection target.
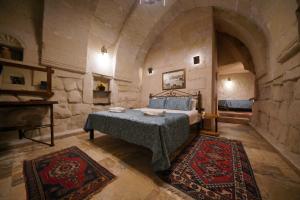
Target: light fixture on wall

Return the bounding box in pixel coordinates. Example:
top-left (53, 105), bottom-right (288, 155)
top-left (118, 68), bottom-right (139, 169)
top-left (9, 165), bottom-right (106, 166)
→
top-left (97, 45), bottom-right (109, 68)
top-left (225, 77), bottom-right (233, 90)
top-left (193, 56), bottom-right (200, 65)
top-left (148, 67), bottom-right (153, 75)
top-left (101, 46), bottom-right (107, 54)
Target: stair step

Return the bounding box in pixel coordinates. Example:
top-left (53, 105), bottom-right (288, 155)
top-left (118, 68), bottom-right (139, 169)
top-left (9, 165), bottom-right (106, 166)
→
top-left (218, 116), bottom-right (250, 125)
top-left (218, 111), bottom-right (252, 119)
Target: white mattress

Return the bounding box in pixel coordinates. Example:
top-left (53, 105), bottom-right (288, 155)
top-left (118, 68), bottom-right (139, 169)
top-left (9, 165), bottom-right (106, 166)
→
top-left (135, 107), bottom-right (201, 125)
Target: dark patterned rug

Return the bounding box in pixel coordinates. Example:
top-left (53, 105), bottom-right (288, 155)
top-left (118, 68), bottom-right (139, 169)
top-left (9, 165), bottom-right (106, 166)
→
top-left (159, 135), bottom-right (261, 200)
top-left (23, 146), bottom-right (115, 200)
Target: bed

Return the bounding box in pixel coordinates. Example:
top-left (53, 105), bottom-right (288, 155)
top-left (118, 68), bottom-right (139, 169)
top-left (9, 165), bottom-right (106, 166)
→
top-left (84, 90), bottom-right (202, 171)
top-left (218, 100), bottom-right (253, 111)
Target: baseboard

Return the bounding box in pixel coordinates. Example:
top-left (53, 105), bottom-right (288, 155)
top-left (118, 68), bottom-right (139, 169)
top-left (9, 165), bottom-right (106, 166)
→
top-left (249, 123), bottom-right (300, 175)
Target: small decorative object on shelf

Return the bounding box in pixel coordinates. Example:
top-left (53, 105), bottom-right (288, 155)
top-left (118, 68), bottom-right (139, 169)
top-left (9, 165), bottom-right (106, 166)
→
top-left (39, 81), bottom-right (48, 90)
top-left (97, 83), bottom-right (105, 91)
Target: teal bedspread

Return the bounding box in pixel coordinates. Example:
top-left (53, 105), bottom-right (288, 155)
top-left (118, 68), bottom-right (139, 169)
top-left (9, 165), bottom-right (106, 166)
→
top-left (84, 109), bottom-right (189, 171)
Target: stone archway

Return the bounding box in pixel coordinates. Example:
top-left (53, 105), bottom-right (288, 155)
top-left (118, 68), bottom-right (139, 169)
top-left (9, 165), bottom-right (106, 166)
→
top-left (0, 33), bottom-right (24, 61)
top-left (130, 6), bottom-right (268, 111)
top-left (216, 32), bottom-right (257, 118)
top-left (113, 0), bottom-right (271, 84)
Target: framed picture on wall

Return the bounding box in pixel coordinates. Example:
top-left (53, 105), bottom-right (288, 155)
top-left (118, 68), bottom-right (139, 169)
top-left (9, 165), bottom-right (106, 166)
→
top-left (162, 69), bottom-right (186, 90)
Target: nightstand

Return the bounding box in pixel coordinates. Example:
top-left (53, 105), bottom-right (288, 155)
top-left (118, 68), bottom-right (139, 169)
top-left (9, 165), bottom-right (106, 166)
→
top-left (200, 112), bottom-right (219, 137)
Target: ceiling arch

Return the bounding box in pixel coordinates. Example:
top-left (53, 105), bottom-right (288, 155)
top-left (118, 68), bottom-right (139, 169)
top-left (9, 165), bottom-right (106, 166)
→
top-left (113, 0), bottom-right (270, 83)
top-left (214, 8), bottom-right (268, 78)
top-left (217, 32), bottom-right (255, 74)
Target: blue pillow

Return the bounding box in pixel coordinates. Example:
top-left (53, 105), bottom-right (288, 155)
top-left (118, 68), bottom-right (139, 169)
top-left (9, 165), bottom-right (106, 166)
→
top-left (148, 98), bottom-right (166, 109)
top-left (165, 97), bottom-right (192, 111)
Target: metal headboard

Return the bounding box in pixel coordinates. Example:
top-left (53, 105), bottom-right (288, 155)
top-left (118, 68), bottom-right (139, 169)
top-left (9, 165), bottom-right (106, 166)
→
top-left (149, 89), bottom-right (203, 113)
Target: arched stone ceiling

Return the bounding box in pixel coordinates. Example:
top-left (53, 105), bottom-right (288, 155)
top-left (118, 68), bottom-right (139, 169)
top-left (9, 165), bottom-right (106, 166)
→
top-left (217, 32), bottom-right (255, 74)
top-left (113, 0), bottom-right (270, 82)
top-left (214, 8), bottom-right (267, 78)
top-left (90, 0), bottom-right (137, 48)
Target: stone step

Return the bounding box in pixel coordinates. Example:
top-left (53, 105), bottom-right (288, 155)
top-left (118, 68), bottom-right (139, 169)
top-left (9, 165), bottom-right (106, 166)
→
top-left (218, 111), bottom-right (252, 119)
top-left (218, 116), bottom-right (250, 125)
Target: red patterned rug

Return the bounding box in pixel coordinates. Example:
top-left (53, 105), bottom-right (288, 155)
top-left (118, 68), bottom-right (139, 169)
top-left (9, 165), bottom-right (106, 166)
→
top-left (23, 146), bottom-right (115, 200)
top-left (159, 136), bottom-right (261, 200)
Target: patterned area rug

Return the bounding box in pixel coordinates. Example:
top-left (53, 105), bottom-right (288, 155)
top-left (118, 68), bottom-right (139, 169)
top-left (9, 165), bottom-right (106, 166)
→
top-left (159, 136), bottom-right (261, 200)
top-left (23, 146), bottom-right (115, 200)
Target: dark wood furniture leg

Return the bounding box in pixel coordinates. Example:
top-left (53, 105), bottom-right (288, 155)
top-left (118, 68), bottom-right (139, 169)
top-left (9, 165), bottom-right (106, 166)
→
top-left (197, 121), bottom-right (201, 130)
top-left (50, 104), bottom-right (54, 146)
top-left (90, 129), bottom-right (94, 140)
top-left (0, 101), bottom-right (57, 146)
top-left (18, 130), bottom-right (23, 139)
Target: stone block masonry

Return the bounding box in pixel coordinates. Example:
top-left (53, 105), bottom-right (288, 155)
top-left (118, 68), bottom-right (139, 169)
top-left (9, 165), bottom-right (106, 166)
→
top-left (0, 68), bottom-right (141, 141)
top-left (251, 64), bottom-right (300, 154)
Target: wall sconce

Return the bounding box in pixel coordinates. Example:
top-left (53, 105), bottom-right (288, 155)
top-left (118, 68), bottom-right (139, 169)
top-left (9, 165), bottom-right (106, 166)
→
top-left (101, 46), bottom-right (107, 54)
top-left (225, 77), bottom-right (233, 90)
top-left (193, 56), bottom-right (200, 65)
top-left (148, 67), bottom-right (153, 74)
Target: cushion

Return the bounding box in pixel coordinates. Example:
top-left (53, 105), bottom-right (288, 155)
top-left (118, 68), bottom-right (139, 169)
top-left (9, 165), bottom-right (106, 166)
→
top-left (165, 97), bottom-right (192, 111)
top-left (148, 98), bottom-right (166, 109)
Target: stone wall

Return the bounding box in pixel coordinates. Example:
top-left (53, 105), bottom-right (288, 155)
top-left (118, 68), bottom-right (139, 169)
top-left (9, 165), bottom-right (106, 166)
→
top-left (141, 7), bottom-right (214, 112)
top-left (0, 0), bottom-right (299, 169)
top-left (252, 61), bottom-right (300, 155)
top-left (218, 72), bottom-right (255, 100)
top-left (50, 70), bottom-right (91, 133)
top-left (0, 65), bottom-right (141, 144)
top-left (0, 0), bottom-right (141, 144)
top-left (249, 0), bottom-right (300, 164)
top-left (0, 0), bottom-right (43, 65)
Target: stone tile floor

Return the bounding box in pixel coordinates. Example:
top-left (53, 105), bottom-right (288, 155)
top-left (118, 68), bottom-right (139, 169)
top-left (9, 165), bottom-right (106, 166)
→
top-left (0, 123), bottom-right (300, 200)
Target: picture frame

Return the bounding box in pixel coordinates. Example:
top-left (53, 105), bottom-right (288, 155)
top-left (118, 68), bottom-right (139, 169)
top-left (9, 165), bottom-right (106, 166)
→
top-left (162, 69), bottom-right (186, 90)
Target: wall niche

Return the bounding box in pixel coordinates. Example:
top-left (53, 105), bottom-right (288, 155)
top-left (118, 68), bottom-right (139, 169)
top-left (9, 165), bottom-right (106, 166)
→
top-left (93, 73), bottom-right (111, 105)
top-left (0, 34), bottom-right (24, 61)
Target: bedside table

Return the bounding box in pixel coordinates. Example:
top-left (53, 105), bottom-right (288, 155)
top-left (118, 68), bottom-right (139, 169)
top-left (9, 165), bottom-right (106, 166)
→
top-left (200, 112), bottom-right (219, 137)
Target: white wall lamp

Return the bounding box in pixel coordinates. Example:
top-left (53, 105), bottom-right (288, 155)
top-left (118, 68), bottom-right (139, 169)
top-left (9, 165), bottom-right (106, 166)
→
top-left (225, 77), bottom-right (233, 90)
top-left (97, 46), bottom-right (109, 67)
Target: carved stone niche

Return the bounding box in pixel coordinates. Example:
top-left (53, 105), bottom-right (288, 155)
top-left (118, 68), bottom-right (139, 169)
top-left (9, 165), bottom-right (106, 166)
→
top-left (0, 33), bottom-right (24, 61)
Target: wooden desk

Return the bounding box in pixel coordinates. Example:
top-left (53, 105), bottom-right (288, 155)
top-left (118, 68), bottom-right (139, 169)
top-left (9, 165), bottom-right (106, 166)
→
top-left (0, 100), bottom-right (58, 146)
